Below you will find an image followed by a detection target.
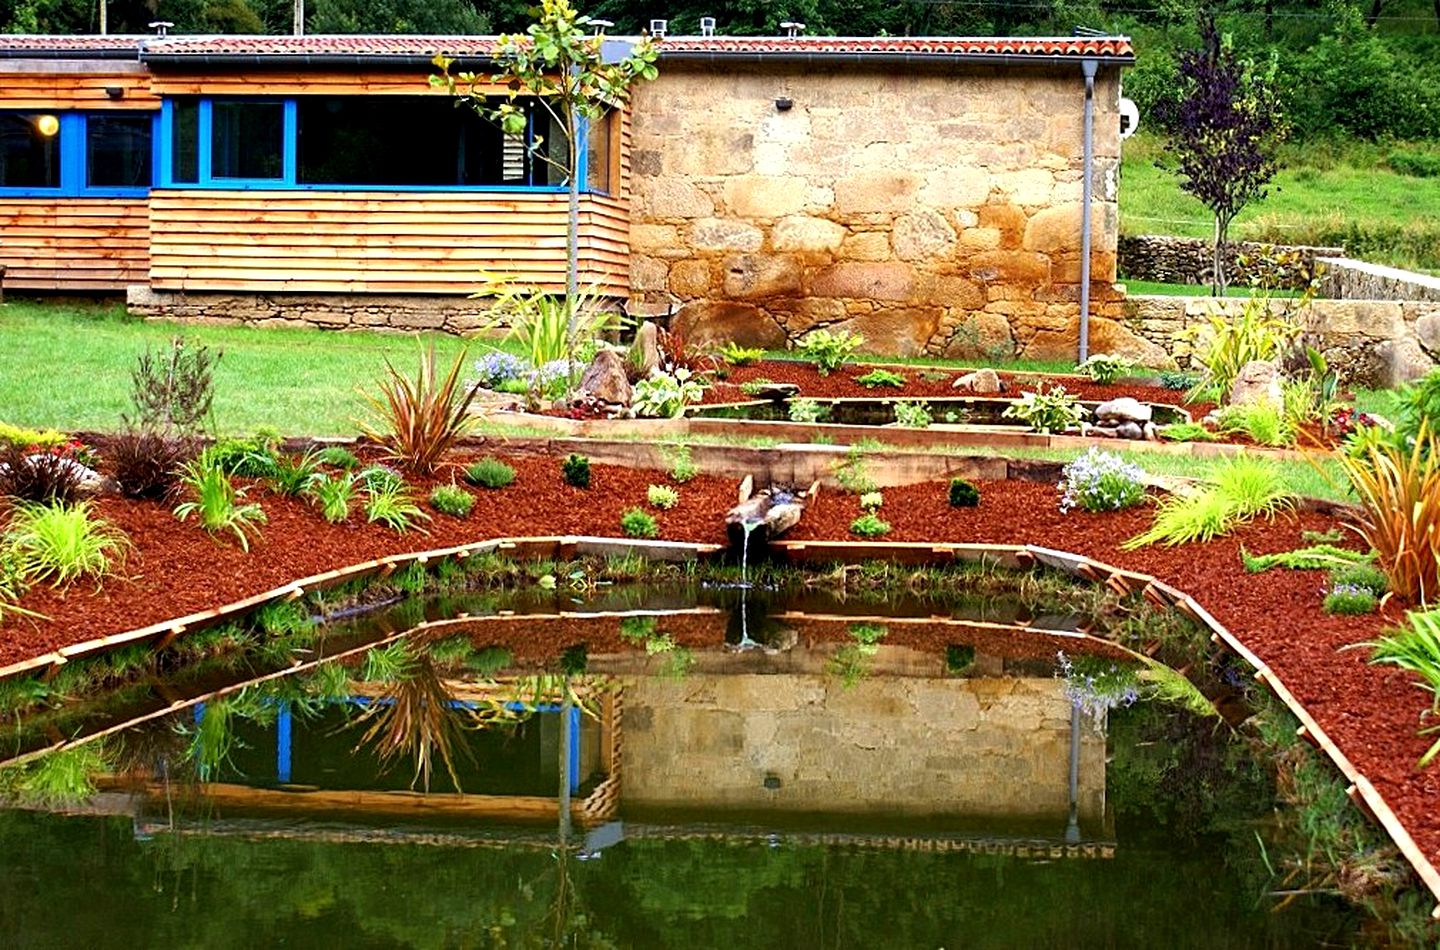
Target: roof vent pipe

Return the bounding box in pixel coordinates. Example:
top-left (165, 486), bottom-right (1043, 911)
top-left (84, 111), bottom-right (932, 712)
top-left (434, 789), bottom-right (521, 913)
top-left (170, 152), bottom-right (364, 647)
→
top-left (148, 20), bottom-right (173, 37)
top-left (590, 19), bottom-right (613, 35)
top-left (699, 16), bottom-right (716, 36)
top-left (780, 21), bottom-right (805, 37)
top-left (649, 19), bottom-right (668, 38)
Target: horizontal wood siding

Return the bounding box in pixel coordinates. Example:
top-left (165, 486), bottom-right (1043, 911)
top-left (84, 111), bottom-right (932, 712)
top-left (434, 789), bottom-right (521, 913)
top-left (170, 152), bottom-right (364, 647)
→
top-left (149, 71), bottom-right (506, 98)
top-left (149, 191), bottom-right (629, 295)
top-left (0, 199), bottom-right (149, 290)
top-left (0, 67), bottom-right (158, 110)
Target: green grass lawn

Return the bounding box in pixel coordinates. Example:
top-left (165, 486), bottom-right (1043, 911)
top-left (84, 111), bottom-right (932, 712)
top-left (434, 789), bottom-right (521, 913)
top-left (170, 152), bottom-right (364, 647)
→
top-left (1121, 133), bottom-right (1440, 272)
top-left (0, 299), bottom-right (478, 436)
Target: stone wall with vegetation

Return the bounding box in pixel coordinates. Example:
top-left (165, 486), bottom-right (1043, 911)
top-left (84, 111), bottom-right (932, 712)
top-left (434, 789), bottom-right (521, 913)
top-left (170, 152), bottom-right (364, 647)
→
top-left (628, 63), bottom-right (1140, 363)
top-left (1121, 293), bottom-right (1440, 387)
top-left (1317, 257), bottom-right (1440, 303)
top-left (126, 287), bottom-right (493, 334)
top-left (1117, 236), bottom-right (1343, 290)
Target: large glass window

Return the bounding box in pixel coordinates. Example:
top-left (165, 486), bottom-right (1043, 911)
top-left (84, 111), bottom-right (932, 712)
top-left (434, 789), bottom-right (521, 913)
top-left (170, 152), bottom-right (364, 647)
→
top-left (296, 96), bottom-right (530, 187)
top-left (87, 115), bottom-right (152, 188)
top-left (0, 113), bottom-right (61, 189)
top-left (212, 101), bottom-right (284, 180)
top-left (171, 99), bottom-right (199, 184)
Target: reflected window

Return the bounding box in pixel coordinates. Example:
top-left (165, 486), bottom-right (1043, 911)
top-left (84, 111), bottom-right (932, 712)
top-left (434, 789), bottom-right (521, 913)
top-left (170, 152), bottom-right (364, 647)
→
top-left (0, 113), bottom-right (61, 188)
top-left (212, 101), bottom-right (283, 180)
top-left (87, 115), bottom-right (152, 188)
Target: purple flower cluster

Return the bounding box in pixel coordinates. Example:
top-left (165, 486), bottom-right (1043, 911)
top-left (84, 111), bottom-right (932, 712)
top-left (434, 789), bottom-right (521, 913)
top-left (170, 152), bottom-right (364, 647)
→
top-left (472, 350), bottom-right (529, 388)
top-left (1057, 449), bottom-right (1148, 513)
top-left (1057, 650), bottom-right (1141, 726)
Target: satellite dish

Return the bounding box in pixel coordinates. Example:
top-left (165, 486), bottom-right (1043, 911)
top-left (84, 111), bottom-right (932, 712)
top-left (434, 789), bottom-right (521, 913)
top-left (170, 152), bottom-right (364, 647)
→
top-left (1119, 97), bottom-right (1140, 139)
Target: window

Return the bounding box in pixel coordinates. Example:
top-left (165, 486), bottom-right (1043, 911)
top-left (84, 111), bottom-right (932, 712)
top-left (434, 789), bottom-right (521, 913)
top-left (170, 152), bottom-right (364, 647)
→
top-left (87, 115), bottom-right (152, 188)
top-left (0, 113), bottom-right (61, 189)
top-left (212, 101), bottom-right (284, 180)
top-left (171, 99), bottom-right (199, 184)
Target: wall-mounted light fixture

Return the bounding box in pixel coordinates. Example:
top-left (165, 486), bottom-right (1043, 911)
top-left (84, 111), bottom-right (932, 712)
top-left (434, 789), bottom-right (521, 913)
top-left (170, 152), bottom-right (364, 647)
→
top-left (33, 114), bottom-right (59, 137)
top-left (774, 97), bottom-right (793, 112)
top-left (104, 86), bottom-right (124, 99)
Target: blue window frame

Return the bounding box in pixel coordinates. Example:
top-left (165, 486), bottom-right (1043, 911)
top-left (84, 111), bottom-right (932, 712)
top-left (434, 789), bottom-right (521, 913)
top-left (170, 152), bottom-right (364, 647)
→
top-left (158, 95), bottom-right (604, 194)
top-left (0, 110), bottom-right (157, 197)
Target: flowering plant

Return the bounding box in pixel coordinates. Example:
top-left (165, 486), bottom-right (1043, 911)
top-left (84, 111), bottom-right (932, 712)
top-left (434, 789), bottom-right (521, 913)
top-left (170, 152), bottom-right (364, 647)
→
top-left (1057, 449), bottom-right (1147, 513)
top-left (1058, 651), bottom-right (1140, 726)
top-left (472, 350), bottom-right (530, 389)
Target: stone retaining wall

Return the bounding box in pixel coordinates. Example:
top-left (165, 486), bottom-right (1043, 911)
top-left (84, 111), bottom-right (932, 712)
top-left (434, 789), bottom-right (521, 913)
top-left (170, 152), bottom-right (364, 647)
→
top-left (1317, 257), bottom-right (1440, 303)
top-left (1117, 236), bottom-right (1342, 290)
top-left (126, 287), bottom-right (496, 335)
top-left (626, 62), bottom-right (1154, 365)
top-left (1121, 294), bottom-right (1440, 387)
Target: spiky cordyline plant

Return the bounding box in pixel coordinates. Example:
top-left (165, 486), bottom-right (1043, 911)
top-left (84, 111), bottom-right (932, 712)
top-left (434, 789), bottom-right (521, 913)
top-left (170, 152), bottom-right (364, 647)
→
top-left (1334, 424), bottom-right (1440, 604)
top-left (359, 343), bottom-right (481, 476)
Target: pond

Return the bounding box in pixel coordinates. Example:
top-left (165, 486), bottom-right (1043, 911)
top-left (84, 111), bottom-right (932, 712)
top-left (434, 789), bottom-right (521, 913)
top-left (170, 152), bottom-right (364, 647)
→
top-left (689, 396), bottom-right (1191, 428)
top-left (0, 580), bottom-right (1370, 948)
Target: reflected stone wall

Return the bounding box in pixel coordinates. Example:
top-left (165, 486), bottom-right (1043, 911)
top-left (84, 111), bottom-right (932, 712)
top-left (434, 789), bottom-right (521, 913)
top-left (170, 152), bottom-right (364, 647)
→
top-left (620, 672), bottom-right (1105, 824)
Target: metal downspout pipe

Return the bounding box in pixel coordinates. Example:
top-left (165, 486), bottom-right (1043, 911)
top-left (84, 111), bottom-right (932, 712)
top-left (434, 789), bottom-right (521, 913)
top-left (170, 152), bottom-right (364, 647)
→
top-left (1079, 58), bottom-right (1098, 364)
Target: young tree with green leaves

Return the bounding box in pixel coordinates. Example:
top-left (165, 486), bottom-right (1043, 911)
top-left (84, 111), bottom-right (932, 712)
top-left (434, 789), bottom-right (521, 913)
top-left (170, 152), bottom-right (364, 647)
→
top-left (434, 0), bottom-right (658, 384)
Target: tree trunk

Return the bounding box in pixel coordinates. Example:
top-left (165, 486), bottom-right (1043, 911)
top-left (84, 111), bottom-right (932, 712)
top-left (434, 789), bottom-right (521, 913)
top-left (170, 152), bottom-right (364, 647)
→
top-left (1366, 0), bottom-right (1384, 26)
top-left (1212, 216), bottom-right (1229, 297)
top-left (565, 101), bottom-right (581, 392)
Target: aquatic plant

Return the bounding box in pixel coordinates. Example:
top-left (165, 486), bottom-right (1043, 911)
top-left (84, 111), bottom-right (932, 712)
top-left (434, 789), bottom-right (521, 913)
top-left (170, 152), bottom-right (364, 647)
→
top-left (3, 744), bottom-right (110, 806)
top-left (464, 457), bottom-right (516, 489)
top-left (1058, 449), bottom-right (1148, 513)
top-left (7, 500), bottom-right (129, 585)
top-left (173, 460), bottom-right (267, 552)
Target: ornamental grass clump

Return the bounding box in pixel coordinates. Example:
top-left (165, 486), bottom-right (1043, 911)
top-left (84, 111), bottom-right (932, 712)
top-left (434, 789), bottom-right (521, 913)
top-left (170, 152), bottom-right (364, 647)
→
top-left (359, 342), bottom-right (481, 476)
top-left (305, 472), bottom-right (358, 524)
top-left (266, 449), bottom-right (325, 497)
top-left (364, 482), bottom-right (430, 533)
top-left (1124, 456), bottom-right (1294, 549)
top-left (464, 457), bottom-right (516, 490)
top-left (173, 461), bottom-right (267, 552)
top-left (6, 501), bottom-right (128, 586)
top-left (315, 446), bottom-right (361, 470)
top-left (1058, 450), bottom-right (1147, 514)
top-left (1334, 423), bottom-right (1440, 603)
top-left (110, 430), bottom-right (193, 501)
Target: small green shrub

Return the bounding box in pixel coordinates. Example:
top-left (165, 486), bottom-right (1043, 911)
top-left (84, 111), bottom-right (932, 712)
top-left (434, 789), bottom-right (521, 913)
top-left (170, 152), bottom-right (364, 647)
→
top-left (305, 472), bottom-right (358, 524)
top-left (201, 435), bottom-right (280, 478)
top-left (1076, 354), bottom-right (1134, 384)
top-left (364, 483), bottom-right (430, 533)
top-left (429, 484), bottom-right (475, 518)
top-left (464, 457), bottom-right (516, 489)
top-left (856, 368), bottom-right (907, 388)
top-left (174, 461), bottom-right (267, 552)
top-left (1002, 385), bottom-right (1085, 434)
top-left (5, 501), bottom-right (128, 586)
top-left (647, 484), bottom-right (679, 509)
top-left (620, 507), bottom-right (659, 539)
top-left (849, 512), bottom-right (891, 538)
top-left (720, 342), bottom-right (765, 365)
top-left (1323, 585), bottom-right (1378, 615)
top-left (848, 622), bottom-right (888, 644)
top-left (562, 454), bottom-right (591, 489)
top-left (663, 444), bottom-right (698, 483)
top-left (1160, 421), bottom-right (1218, 443)
top-left (315, 446), bottom-right (361, 470)
top-left (948, 477), bottom-right (981, 508)
top-left (0, 422), bottom-right (67, 449)
top-left (357, 464), bottom-right (405, 494)
top-left (632, 368), bottom-right (704, 418)
top-left (1159, 370), bottom-right (1199, 391)
top-left (797, 328), bottom-right (864, 376)
top-left (893, 401), bottom-right (932, 428)
top-left (1329, 561), bottom-right (1390, 596)
top-left (788, 398), bottom-right (830, 423)
top-left (1389, 150), bottom-right (1440, 178)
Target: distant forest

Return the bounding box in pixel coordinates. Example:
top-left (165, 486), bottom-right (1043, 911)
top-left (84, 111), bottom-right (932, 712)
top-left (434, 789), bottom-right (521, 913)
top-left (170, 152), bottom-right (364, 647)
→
top-left (2, 0), bottom-right (1438, 142)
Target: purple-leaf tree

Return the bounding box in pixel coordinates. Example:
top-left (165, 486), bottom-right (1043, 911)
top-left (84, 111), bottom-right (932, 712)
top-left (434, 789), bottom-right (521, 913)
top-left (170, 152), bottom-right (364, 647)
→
top-left (1156, 19), bottom-right (1286, 295)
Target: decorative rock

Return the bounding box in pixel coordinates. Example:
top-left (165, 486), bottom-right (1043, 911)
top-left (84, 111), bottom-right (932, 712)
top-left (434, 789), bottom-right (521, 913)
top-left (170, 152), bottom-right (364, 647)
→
top-left (1092, 397), bottom-right (1152, 425)
top-left (579, 349), bottom-right (632, 405)
top-left (1114, 422), bottom-right (1144, 441)
top-left (631, 322), bottom-right (662, 376)
top-left (953, 368), bottom-right (1002, 394)
top-left (1227, 359), bottom-right (1284, 408)
top-left (0, 456), bottom-right (104, 495)
top-left (1142, 422), bottom-right (1159, 441)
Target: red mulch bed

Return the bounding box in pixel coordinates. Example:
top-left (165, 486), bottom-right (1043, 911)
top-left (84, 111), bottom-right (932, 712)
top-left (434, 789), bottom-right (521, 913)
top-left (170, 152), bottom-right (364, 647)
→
top-left (3, 456), bottom-right (1438, 875)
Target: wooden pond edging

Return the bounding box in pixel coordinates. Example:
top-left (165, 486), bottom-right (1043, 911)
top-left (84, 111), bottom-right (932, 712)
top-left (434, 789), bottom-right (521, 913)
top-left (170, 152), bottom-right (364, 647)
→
top-left (3, 530), bottom-right (1434, 917)
top-left (771, 538), bottom-right (1440, 919)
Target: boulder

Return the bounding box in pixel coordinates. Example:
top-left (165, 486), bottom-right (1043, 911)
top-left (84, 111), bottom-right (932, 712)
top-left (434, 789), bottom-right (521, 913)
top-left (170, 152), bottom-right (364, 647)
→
top-left (1093, 397), bottom-right (1152, 425)
top-left (1227, 360), bottom-right (1283, 408)
top-left (1115, 422), bottom-right (1144, 441)
top-left (631, 322), bottom-right (662, 377)
top-left (953, 368), bottom-right (1003, 394)
top-left (579, 349), bottom-right (632, 405)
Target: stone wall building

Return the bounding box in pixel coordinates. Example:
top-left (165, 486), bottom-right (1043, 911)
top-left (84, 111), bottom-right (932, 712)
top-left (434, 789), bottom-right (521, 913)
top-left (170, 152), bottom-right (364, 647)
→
top-left (0, 33), bottom-right (1135, 361)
